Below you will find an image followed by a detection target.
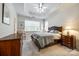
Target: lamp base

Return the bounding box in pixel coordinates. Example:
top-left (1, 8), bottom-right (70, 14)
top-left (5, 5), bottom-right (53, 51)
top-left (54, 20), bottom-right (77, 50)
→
top-left (67, 31), bottom-right (69, 36)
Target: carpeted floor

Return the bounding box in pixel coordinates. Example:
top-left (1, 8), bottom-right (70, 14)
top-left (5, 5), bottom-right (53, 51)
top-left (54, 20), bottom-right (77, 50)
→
top-left (22, 33), bottom-right (79, 56)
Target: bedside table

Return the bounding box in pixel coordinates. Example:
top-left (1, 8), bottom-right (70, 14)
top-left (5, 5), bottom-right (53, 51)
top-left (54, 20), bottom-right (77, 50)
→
top-left (61, 35), bottom-right (76, 49)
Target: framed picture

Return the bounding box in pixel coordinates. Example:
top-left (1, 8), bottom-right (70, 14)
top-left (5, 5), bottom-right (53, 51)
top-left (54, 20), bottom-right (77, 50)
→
top-left (2, 3), bottom-right (10, 25)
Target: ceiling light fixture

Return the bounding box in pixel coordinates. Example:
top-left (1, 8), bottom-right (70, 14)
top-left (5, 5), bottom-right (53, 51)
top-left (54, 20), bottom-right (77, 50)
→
top-left (34, 3), bottom-right (47, 13)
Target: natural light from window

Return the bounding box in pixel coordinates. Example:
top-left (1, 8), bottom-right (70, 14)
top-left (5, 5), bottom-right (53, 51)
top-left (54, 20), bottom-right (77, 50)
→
top-left (25, 20), bottom-right (41, 31)
top-left (45, 21), bottom-right (48, 31)
top-left (4, 17), bottom-right (10, 24)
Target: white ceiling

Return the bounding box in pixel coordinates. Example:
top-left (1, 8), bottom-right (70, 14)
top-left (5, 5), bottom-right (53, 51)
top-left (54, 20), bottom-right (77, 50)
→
top-left (13, 3), bottom-right (79, 19)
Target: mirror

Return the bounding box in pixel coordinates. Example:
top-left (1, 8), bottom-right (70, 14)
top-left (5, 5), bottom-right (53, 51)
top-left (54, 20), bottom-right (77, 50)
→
top-left (2, 3), bottom-right (10, 25)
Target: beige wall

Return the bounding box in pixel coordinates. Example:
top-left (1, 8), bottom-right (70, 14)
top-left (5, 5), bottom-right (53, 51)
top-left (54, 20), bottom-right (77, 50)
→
top-left (47, 4), bottom-right (79, 50)
top-left (0, 3), bottom-right (17, 38)
top-left (47, 4), bottom-right (79, 35)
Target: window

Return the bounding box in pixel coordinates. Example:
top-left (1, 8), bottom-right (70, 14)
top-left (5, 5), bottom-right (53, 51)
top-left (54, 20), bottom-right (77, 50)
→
top-left (2, 3), bottom-right (10, 25)
top-left (25, 20), bottom-right (40, 31)
top-left (3, 17), bottom-right (10, 24)
top-left (45, 21), bottom-right (48, 31)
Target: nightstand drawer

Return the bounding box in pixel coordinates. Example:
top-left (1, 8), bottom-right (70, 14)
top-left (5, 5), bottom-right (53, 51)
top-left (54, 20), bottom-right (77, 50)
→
top-left (67, 41), bottom-right (71, 44)
top-left (67, 44), bottom-right (72, 48)
top-left (67, 39), bottom-right (71, 41)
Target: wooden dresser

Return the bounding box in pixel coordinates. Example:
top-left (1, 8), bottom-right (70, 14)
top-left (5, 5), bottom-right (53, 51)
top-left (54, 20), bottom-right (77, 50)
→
top-left (0, 33), bottom-right (22, 56)
top-left (61, 35), bottom-right (76, 49)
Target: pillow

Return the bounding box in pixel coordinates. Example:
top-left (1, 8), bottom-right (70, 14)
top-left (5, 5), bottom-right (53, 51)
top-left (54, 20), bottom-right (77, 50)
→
top-left (53, 30), bottom-right (59, 33)
top-left (49, 30), bottom-right (61, 34)
top-left (49, 30), bottom-right (54, 33)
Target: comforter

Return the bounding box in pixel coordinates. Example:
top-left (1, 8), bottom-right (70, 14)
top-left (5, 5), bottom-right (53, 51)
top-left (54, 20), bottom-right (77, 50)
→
top-left (31, 32), bottom-right (61, 48)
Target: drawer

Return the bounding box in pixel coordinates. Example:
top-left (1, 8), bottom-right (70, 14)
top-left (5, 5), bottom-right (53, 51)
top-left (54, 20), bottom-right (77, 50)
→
top-left (67, 39), bottom-right (71, 42)
top-left (67, 41), bottom-right (71, 44)
top-left (67, 44), bottom-right (71, 48)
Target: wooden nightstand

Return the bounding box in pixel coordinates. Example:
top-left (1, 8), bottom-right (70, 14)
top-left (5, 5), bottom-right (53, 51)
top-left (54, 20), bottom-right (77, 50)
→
top-left (61, 35), bottom-right (76, 49)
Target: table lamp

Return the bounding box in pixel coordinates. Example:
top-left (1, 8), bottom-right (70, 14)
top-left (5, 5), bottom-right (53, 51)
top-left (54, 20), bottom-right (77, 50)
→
top-left (65, 26), bottom-right (72, 36)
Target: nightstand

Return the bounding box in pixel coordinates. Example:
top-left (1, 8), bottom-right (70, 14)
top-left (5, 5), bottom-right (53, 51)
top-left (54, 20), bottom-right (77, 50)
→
top-left (61, 35), bottom-right (76, 49)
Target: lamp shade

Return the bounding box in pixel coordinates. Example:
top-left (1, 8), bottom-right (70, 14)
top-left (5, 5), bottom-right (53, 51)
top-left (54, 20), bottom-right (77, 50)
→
top-left (64, 26), bottom-right (78, 31)
top-left (63, 26), bottom-right (79, 36)
top-left (65, 26), bottom-right (72, 30)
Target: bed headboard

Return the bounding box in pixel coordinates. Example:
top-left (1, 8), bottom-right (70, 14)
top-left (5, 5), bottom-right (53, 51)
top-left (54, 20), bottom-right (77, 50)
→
top-left (48, 26), bottom-right (62, 32)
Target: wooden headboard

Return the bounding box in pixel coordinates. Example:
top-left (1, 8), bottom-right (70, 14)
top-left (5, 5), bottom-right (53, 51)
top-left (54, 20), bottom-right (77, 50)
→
top-left (48, 26), bottom-right (62, 32)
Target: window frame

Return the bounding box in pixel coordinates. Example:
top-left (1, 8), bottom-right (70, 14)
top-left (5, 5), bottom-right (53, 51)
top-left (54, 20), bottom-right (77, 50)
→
top-left (2, 3), bottom-right (10, 25)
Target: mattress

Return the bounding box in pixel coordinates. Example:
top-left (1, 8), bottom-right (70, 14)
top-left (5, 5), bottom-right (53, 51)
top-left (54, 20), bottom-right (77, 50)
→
top-left (35, 32), bottom-right (61, 39)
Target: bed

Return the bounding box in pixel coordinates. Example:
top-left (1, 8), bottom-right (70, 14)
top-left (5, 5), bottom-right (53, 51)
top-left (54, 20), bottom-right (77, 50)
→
top-left (31, 26), bottom-right (62, 50)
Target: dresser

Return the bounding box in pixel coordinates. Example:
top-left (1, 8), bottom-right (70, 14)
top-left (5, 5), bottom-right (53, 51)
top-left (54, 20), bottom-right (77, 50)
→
top-left (0, 33), bottom-right (22, 56)
top-left (61, 35), bottom-right (76, 49)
